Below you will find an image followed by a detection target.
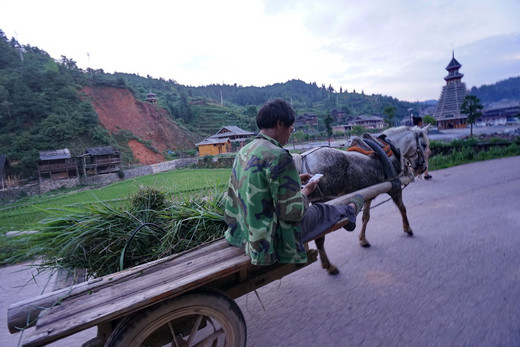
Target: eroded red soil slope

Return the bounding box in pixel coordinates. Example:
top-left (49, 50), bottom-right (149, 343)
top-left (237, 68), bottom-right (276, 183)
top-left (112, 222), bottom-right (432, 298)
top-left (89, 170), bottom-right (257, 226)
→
top-left (82, 86), bottom-right (196, 164)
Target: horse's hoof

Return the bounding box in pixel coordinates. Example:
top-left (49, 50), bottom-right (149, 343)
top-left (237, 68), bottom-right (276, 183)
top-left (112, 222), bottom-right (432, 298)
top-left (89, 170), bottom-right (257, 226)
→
top-left (360, 241), bottom-right (371, 248)
top-left (405, 230), bottom-right (414, 236)
top-left (327, 266), bottom-right (340, 275)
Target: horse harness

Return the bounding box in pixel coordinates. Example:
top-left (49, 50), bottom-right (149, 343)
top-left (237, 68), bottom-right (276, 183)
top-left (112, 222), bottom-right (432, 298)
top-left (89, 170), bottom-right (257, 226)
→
top-left (411, 131), bottom-right (427, 171)
top-left (349, 134), bottom-right (401, 180)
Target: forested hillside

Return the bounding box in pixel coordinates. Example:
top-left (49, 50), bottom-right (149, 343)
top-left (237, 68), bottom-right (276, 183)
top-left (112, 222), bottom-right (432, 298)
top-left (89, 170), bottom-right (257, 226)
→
top-left (0, 32), bottom-right (116, 177)
top-left (470, 77), bottom-right (520, 106)
top-left (0, 31), bottom-right (199, 177)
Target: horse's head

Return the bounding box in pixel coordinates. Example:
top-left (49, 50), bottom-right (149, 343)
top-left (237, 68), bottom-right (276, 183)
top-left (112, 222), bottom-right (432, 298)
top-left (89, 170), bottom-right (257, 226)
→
top-left (384, 126), bottom-right (429, 177)
top-left (409, 125), bottom-right (430, 176)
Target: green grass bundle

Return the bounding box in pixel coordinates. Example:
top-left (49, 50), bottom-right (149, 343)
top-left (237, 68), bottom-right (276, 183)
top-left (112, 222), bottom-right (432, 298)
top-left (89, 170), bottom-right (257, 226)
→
top-left (11, 186), bottom-right (228, 279)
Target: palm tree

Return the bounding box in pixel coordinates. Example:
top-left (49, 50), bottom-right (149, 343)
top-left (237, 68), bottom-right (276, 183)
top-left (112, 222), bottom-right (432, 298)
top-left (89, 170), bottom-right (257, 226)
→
top-left (461, 95), bottom-right (484, 137)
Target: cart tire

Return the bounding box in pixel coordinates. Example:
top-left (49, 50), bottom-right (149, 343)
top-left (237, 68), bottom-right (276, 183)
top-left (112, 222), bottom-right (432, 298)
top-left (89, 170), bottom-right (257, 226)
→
top-left (105, 289), bottom-right (246, 347)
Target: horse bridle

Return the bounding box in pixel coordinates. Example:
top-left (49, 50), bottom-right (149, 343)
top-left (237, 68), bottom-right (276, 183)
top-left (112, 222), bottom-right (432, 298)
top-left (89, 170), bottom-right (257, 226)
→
top-left (408, 131), bottom-right (426, 172)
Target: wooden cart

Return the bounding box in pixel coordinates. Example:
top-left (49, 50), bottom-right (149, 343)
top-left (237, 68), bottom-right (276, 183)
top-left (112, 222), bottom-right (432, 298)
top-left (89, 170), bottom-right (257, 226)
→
top-left (7, 177), bottom-right (410, 347)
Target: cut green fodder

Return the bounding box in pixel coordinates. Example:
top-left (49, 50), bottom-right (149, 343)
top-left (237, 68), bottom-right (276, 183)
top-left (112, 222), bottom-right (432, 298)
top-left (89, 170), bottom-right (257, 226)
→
top-left (9, 186), bottom-right (228, 279)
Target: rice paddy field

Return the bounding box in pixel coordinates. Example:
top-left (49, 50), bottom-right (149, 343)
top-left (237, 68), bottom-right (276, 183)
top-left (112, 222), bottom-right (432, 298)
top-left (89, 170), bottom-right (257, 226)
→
top-left (0, 168), bottom-right (231, 233)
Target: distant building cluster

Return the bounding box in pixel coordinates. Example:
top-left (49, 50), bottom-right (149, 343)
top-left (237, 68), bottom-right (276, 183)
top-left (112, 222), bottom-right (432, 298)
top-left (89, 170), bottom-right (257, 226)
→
top-left (294, 113), bottom-right (385, 135)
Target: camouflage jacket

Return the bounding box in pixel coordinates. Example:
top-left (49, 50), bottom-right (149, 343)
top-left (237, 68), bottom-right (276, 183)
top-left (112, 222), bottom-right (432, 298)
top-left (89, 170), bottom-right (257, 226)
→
top-left (224, 133), bottom-right (308, 265)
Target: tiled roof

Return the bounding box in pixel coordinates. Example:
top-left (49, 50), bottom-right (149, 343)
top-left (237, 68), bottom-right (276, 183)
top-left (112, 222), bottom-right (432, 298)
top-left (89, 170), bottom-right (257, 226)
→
top-left (210, 126), bottom-right (255, 138)
top-left (352, 115), bottom-right (384, 121)
top-left (85, 147), bottom-right (117, 156)
top-left (446, 57), bottom-right (461, 70)
top-left (195, 138), bottom-right (231, 146)
top-left (39, 148), bottom-right (71, 161)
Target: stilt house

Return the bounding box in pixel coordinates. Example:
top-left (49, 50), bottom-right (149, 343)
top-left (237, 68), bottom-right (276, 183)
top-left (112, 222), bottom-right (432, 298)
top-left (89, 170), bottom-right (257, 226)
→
top-left (37, 149), bottom-right (78, 181)
top-left (79, 147), bottom-right (121, 176)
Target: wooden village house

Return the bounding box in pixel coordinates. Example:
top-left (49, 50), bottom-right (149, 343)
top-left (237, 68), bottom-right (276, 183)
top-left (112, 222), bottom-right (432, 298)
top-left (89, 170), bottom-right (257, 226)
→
top-left (332, 125), bottom-right (353, 134)
top-left (331, 109), bottom-right (348, 123)
top-left (195, 126), bottom-right (254, 156)
top-left (37, 148), bottom-right (79, 181)
top-left (79, 147), bottom-right (121, 176)
top-left (478, 103), bottom-right (520, 126)
top-left (294, 114), bottom-right (319, 132)
top-left (349, 115), bottom-right (385, 129)
top-left (195, 138), bottom-right (232, 157)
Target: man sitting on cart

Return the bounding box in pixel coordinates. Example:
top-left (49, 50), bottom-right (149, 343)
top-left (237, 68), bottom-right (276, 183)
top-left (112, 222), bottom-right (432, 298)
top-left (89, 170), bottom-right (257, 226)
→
top-left (224, 99), bottom-right (364, 265)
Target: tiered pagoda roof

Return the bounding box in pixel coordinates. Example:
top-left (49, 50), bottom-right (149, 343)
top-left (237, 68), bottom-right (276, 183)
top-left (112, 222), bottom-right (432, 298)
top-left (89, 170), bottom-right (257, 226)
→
top-left (444, 52), bottom-right (464, 84)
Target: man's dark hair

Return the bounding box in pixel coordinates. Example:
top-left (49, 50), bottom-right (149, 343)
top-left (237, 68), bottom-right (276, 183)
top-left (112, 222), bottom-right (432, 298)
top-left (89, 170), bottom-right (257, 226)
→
top-left (256, 99), bottom-right (295, 129)
top-left (413, 116), bottom-right (423, 126)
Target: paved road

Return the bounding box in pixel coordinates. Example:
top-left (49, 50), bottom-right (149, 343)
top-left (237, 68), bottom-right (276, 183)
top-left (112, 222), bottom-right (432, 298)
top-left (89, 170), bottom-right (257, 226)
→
top-left (0, 263), bottom-right (96, 346)
top-left (1, 156), bottom-right (519, 346)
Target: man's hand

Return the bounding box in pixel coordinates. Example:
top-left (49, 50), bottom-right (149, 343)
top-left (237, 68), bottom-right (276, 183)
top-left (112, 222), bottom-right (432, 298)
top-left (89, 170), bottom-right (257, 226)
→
top-left (299, 173), bottom-right (312, 184)
top-left (300, 173), bottom-right (320, 196)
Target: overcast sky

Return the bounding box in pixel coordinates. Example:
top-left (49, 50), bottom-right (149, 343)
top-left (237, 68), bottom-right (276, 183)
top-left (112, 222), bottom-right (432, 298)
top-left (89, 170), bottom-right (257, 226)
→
top-left (1, 0), bottom-right (519, 102)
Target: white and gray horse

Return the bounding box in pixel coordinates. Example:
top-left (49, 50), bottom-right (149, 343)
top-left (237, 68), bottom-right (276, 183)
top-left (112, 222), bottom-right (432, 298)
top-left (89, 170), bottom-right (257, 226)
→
top-left (293, 125), bottom-right (430, 274)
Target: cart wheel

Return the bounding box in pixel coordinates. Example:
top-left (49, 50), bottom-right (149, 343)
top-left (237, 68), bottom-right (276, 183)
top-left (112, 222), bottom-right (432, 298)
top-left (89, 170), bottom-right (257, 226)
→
top-left (106, 289), bottom-right (246, 347)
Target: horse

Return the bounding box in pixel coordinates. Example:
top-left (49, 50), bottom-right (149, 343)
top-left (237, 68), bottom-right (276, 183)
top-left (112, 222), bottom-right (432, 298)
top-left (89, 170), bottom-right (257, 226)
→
top-left (293, 125), bottom-right (430, 275)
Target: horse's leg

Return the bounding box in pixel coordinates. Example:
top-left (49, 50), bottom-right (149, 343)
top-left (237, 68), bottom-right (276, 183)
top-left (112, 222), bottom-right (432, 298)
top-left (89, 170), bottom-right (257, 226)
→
top-left (314, 236), bottom-right (339, 275)
top-left (359, 199), bottom-right (372, 247)
top-left (391, 189), bottom-right (413, 236)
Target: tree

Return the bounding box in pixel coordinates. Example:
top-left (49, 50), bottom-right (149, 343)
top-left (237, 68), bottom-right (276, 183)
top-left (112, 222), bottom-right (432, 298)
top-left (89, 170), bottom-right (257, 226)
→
top-left (383, 106), bottom-right (396, 127)
top-left (351, 125), bottom-right (365, 136)
top-left (461, 95), bottom-right (483, 137)
top-left (178, 92), bottom-right (193, 122)
top-left (291, 130), bottom-right (306, 149)
top-left (422, 115), bottom-right (437, 126)
top-left (245, 105), bottom-right (257, 118)
top-left (324, 114), bottom-right (334, 146)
